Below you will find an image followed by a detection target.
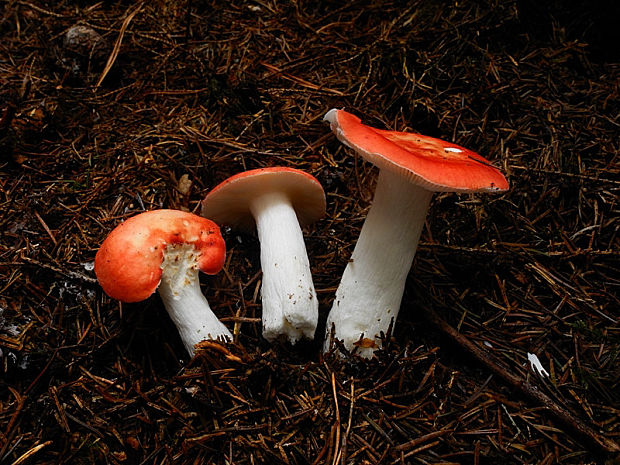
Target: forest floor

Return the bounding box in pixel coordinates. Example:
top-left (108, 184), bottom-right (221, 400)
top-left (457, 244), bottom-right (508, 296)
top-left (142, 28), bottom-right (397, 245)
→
top-left (1, 1), bottom-right (618, 464)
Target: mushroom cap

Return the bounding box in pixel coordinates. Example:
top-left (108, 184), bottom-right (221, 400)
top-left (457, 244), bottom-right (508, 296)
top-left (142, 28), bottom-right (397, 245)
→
top-left (94, 209), bottom-right (226, 303)
top-left (324, 108), bottom-right (509, 193)
top-left (201, 167), bottom-right (326, 232)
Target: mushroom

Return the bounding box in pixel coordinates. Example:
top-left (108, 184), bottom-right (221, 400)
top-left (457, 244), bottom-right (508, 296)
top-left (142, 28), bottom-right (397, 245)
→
top-left (201, 167), bottom-right (325, 343)
top-left (323, 108), bottom-right (509, 357)
top-left (94, 209), bottom-right (232, 355)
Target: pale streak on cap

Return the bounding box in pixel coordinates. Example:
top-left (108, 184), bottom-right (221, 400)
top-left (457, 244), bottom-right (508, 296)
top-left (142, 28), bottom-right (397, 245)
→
top-left (324, 108), bottom-right (509, 193)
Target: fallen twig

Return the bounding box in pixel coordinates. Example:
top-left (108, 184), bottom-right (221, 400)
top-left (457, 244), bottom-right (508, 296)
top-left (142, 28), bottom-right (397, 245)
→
top-left (421, 307), bottom-right (620, 457)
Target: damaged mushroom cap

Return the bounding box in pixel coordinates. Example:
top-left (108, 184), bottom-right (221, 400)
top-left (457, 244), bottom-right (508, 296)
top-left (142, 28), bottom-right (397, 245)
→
top-left (324, 108), bottom-right (509, 193)
top-left (201, 167), bottom-right (326, 232)
top-left (95, 209), bottom-right (226, 303)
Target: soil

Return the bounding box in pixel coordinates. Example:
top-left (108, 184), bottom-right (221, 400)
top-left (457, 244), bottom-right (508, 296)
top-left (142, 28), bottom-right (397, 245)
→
top-left (1, 1), bottom-right (618, 464)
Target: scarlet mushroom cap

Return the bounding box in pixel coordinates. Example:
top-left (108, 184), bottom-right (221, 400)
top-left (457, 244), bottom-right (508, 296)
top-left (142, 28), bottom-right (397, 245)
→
top-left (202, 167), bottom-right (325, 343)
top-left (326, 108), bottom-right (509, 193)
top-left (323, 109), bottom-right (509, 357)
top-left (95, 209), bottom-right (231, 355)
top-left (95, 209), bottom-right (226, 302)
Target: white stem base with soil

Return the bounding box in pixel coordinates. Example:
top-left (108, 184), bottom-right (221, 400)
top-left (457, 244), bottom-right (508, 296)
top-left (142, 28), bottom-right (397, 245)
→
top-left (157, 244), bottom-right (232, 355)
top-left (251, 191), bottom-right (319, 343)
top-left (324, 169), bottom-right (432, 357)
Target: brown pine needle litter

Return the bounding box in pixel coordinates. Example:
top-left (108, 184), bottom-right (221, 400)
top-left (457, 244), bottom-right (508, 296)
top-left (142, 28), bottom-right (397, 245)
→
top-left (1, 1), bottom-right (619, 464)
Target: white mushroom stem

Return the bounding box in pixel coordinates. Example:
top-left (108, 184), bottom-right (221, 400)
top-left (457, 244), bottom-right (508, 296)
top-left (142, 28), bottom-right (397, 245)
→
top-left (157, 244), bottom-right (232, 355)
top-left (324, 169), bottom-right (433, 357)
top-left (249, 191), bottom-right (318, 342)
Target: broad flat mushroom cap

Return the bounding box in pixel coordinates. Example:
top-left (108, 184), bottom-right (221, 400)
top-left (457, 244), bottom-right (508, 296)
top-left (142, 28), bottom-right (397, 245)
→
top-left (201, 167), bottom-right (326, 231)
top-left (95, 209), bottom-right (226, 303)
top-left (324, 108), bottom-right (509, 193)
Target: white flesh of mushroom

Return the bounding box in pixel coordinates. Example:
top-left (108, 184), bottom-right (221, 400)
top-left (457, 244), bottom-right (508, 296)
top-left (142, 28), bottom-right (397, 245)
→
top-left (157, 244), bottom-right (232, 355)
top-left (250, 191), bottom-right (318, 342)
top-left (324, 169), bottom-right (432, 357)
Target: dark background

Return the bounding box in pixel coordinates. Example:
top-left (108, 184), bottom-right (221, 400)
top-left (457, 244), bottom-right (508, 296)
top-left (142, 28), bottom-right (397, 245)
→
top-left (1, 1), bottom-right (618, 463)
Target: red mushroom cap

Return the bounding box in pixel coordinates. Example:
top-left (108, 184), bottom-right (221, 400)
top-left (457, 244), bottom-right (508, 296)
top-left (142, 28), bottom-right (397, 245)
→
top-left (201, 167), bottom-right (326, 232)
top-left (94, 209), bottom-right (226, 303)
top-left (325, 109), bottom-right (509, 193)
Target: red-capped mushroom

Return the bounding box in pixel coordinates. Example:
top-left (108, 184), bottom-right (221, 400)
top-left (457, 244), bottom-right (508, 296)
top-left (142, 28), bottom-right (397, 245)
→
top-left (201, 167), bottom-right (325, 343)
top-left (95, 209), bottom-right (231, 355)
top-left (323, 109), bottom-right (509, 357)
